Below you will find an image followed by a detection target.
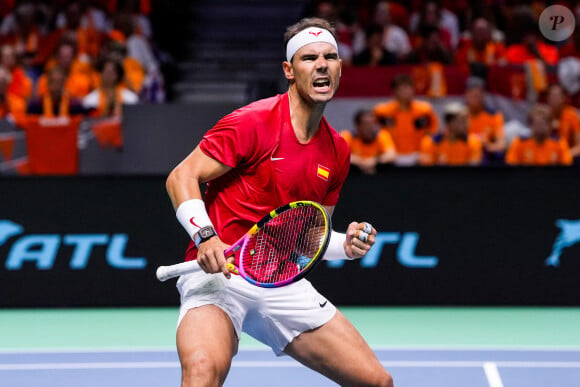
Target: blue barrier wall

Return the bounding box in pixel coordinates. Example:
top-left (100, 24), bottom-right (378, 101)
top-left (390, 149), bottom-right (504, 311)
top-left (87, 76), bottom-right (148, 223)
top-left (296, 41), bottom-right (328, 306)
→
top-left (1, 168), bottom-right (580, 307)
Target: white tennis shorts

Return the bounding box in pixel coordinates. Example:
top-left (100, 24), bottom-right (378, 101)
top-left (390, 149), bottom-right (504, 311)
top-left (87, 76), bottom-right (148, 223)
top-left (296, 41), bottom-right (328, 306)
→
top-left (176, 270), bottom-right (336, 355)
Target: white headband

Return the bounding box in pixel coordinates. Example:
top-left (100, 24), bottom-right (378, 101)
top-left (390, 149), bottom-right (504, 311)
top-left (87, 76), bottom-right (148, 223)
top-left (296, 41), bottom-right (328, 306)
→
top-left (286, 27), bottom-right (338, 62)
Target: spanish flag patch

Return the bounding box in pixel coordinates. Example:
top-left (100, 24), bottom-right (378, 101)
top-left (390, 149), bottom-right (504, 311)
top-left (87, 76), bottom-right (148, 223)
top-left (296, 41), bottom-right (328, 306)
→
top-left (317, 164), bottom-right (330, 180)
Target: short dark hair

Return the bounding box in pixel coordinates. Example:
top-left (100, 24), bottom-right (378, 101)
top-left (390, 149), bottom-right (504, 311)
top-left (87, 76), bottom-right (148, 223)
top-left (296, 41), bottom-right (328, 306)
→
top-left (354, 109), bottom-right (371, 125)
top-left (390, 73), bottom-right (413, 90)
top-left (284, 17), bottom-right (337, 60)
top-left (98, 57), bottom-right (125, 85)
top-left (365, 24), bottom-right (384, 39)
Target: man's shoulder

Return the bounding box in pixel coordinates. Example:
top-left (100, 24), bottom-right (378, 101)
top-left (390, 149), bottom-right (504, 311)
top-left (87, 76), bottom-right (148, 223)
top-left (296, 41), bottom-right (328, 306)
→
top-left (412, 99), bottom-right (435, 111)
top-left (236, 94), bottom-right (285, 117)
top-left (563, 106), bottom-right (580, 120)
top-left (323, 118), bottom-right (349, 155)
top-left (373, 99), bottom-right (397, 114)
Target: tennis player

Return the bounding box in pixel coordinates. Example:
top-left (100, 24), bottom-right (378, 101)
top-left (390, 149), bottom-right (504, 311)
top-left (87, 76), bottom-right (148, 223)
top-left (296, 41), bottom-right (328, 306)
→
top-left (166, 17), bottom-right (394, 387)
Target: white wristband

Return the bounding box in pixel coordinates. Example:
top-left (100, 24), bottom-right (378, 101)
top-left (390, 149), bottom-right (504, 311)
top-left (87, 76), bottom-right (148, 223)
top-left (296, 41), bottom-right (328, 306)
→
top-left (175, 199), bottom-right (214, 240)
top-left (323, 230), bottom-right (353, 261)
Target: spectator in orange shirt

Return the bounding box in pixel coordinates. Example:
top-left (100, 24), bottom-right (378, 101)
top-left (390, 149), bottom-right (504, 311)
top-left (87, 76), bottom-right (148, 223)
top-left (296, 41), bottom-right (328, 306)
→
top-left (341, 109), bottom-right (396, 174)
top-left (547, 83), bottom-right (580, 159)
top-left (0, 44), bottom-right (32, 101)
top-left (504, 14), bottom-right (558, 66)
top-left (506, 104), bottom-right (573, 166)
top-left (455, 18), bottom-right (506, 77)
top-left (420, 102), bottom-right (483, 166)
top-left (26, 66), bottom-right (85, 118)
top-left (373, 74), bottom-right (439, 166)
top-left (82, 58), bottom-right (138, 118)
top-left (37, 39), bottom-right (96, 99)
top-left (0, 65), bottom-right (26, 118)
top-left (464, 76), bottom-right (506, 156)
top-left (99, 39), bottom-right (146, 95)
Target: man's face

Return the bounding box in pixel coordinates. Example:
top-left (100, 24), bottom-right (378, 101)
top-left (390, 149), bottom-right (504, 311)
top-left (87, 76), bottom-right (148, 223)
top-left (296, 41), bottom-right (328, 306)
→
top-left (448, 112), bottom-right (468, 136)
top-left (394, 83), bottom-right (413, 103)
top-left (357, 113), bottom-right (378, 141)
top-left (101, 62), bottom-right (119, 86)
top-left (57, 45), bottom-right (75, 69)
top-left (531, 113), bottom-right (550, 139)
top-left (1, 46), bottom-right (16, 69)
top-left (284, 41), bottom-right (341, 105)
top-left (547, 87), bottom-right (565, 110)
top-left (48, 70), bottom-right (65, 97)
top-left (472, 19), bottom-right (491, 47)
top-left (465, 87), bottom-right (484, 109)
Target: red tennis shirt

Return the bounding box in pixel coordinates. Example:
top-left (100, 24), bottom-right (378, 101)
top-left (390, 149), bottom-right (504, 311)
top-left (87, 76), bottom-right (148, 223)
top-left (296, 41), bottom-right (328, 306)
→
top-left (184, 92), bottom-right (350, 261)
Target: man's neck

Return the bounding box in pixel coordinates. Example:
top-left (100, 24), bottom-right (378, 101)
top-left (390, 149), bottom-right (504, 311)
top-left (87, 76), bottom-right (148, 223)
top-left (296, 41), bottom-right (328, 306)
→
top-left (469, 104), bottom-right (483, 115)
top-left (288, 88), bottom-right (325, 143)
top-left (397, 98), bottom-right (411, 110)
top-left (551, 105), bottom-right (563, 117)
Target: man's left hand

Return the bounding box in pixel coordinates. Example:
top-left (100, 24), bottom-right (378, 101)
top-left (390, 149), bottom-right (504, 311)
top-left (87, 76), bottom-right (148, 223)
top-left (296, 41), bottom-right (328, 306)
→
top-left (344, 221), bottom-right (376, 259)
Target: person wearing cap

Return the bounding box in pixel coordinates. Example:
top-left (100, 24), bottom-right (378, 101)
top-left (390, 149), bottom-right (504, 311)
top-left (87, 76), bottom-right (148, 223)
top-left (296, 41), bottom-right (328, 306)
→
top-left (419, 102), bottom-right (483, 166)
top-left (506, 104), bottom-right (573, 166)
top-left (464, 76), bottom-right (506, 158)
top-left (373, 73), bottom-right (439, 166)
top-left (165, 17), bottom-right (393, 387)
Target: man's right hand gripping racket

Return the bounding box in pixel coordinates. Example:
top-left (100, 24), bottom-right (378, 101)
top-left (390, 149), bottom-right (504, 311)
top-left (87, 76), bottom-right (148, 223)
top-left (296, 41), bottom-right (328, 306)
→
top-left (156, 200), bottom-right (332, 288)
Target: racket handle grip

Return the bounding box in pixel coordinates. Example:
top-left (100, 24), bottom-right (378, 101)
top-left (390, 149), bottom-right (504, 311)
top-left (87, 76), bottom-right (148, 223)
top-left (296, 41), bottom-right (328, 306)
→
top-left (156, 261), bottom-right (238, 282)
top-left (156, 260), bottom-right (201, 282)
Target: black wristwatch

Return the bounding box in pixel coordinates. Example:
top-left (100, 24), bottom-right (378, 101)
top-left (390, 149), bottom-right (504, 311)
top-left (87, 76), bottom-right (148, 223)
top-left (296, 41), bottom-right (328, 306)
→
top-left (194, 226), bottom-right (217, 247)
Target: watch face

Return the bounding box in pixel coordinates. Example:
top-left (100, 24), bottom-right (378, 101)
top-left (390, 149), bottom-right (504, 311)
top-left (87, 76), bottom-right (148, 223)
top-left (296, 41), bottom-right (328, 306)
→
top-left (200, 227), bottom-right (214, 238)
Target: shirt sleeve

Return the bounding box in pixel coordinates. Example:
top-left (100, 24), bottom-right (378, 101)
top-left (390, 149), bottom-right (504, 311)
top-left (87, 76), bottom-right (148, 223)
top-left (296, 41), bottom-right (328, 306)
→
top-left (199, 109), bottom-right (258, 168)
top-left (567, 108), bottom-right (580, 135)
top-left (468, 135), bottom-right (483, 164)
top-left (559, 138), bottom-right (573, 165)
top-left (378, 129), bottom-right (396, 153)
top-left (493, 112), bottom-right (505, 139)
top-left (428, 105), bottom-right (439, 134)
top-left (419, 135), bottom-right (436, 165)
top-left (505, 138), bottom-right (521, 165)
top-left (340, 130), bottom-right (352, 145)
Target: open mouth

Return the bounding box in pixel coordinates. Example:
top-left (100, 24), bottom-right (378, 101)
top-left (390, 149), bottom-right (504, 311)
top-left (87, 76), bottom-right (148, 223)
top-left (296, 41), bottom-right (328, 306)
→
top-left (312, 78), bottom-right (331, 90)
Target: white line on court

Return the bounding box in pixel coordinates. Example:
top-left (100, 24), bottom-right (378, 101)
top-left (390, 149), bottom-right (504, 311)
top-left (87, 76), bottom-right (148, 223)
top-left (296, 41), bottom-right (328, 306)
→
top-left (483, 362), bottom-right (504, 387)
top-left (2, 345), bottom-right (580, 354)
top-left (2, 361), bottom-right (580, 371)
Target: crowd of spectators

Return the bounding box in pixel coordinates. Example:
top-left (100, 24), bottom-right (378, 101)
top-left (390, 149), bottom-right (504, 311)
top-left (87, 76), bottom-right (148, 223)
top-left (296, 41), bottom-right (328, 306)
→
top-left (0, 0), bottom-right (164, 124)
top-left (306, 0), bottom-right (580, 169)
top-left (308, 0), bottom-right (580, 70)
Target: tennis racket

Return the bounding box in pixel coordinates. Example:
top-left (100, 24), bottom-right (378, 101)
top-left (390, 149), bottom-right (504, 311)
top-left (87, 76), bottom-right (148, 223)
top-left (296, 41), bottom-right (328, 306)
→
top-left (156, 200), bottom-right (331, 288)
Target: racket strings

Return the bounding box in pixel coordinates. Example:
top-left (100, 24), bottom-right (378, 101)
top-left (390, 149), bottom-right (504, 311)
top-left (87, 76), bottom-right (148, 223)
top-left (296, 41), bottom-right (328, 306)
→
top-left (242, 206), bottom-right (327, 284)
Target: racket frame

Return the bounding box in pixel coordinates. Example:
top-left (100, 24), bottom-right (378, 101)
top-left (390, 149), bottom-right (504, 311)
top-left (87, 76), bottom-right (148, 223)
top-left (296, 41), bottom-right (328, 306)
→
top-left (235, 201), bottom-right (331, 288)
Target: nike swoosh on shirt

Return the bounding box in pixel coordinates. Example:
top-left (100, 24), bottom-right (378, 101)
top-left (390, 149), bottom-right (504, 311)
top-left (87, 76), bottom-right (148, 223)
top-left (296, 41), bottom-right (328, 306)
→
top-left (270, 157), bottom-right (285, 161)
top-left (319, 300), bottom-right (328, 308)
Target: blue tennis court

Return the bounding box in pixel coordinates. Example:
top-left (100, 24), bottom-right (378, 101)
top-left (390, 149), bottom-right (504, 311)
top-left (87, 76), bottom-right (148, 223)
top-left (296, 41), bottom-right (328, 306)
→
top-left (1, 307), bottom-right (579, 387)
top-left (1, 347), bottom-right (580, 387)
